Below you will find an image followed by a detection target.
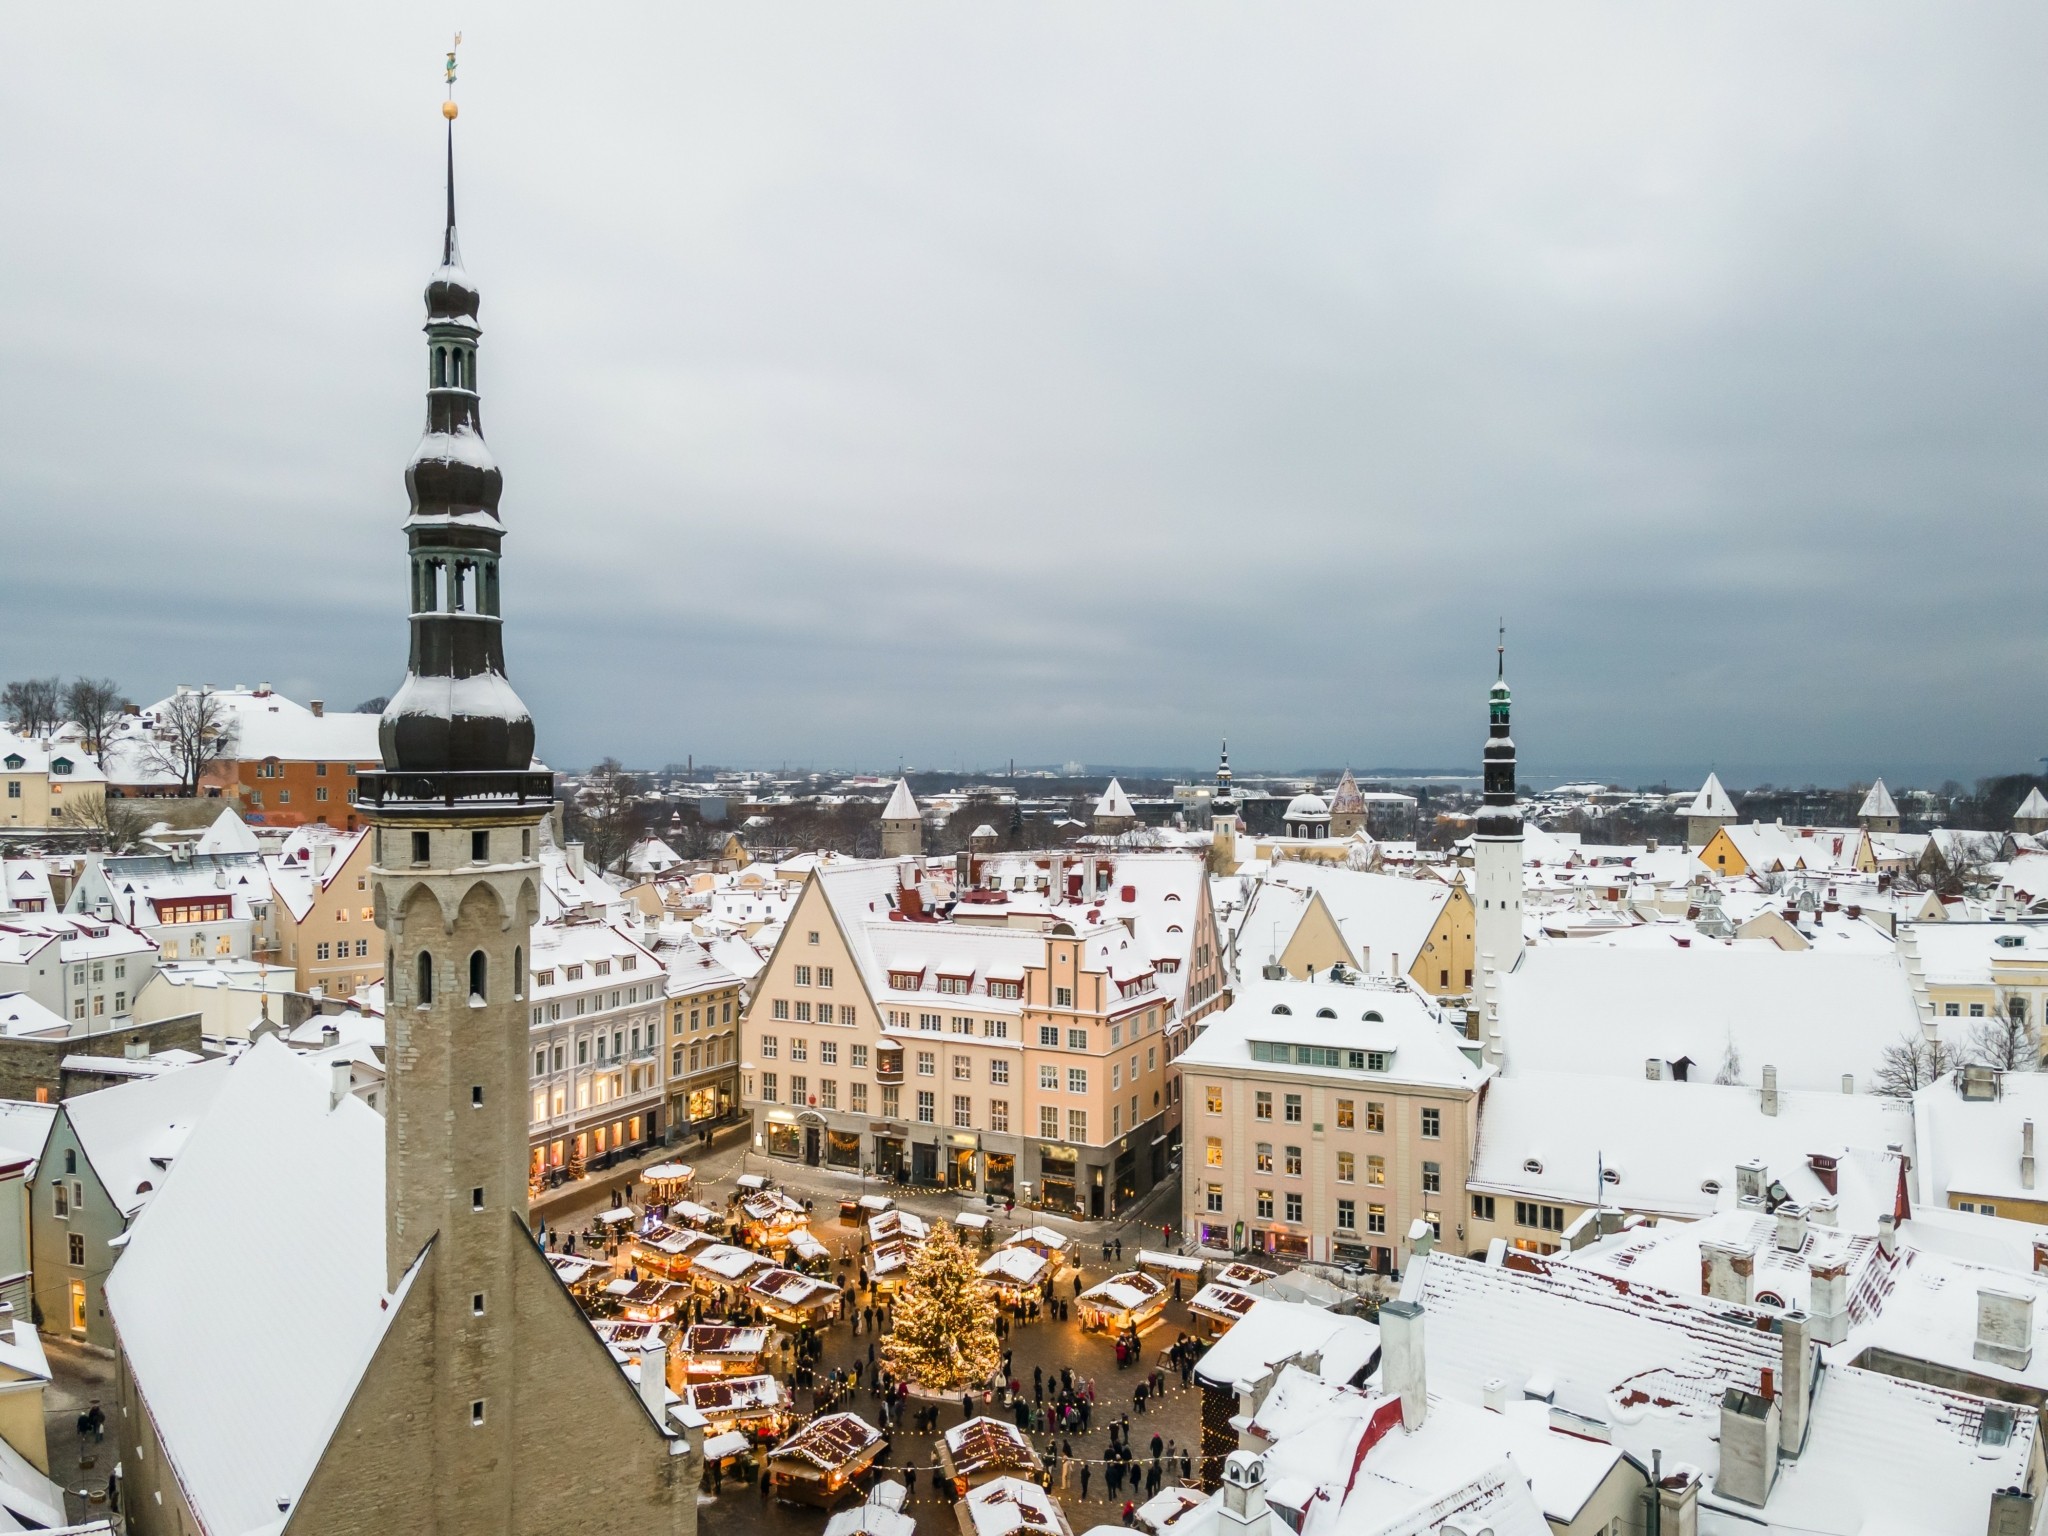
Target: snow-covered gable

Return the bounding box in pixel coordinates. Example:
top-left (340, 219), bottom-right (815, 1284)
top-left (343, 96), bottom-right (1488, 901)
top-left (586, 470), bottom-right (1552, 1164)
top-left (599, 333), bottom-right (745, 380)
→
top-left (1178, 978), bottom-right (1484, 1095)
top-left (193, 808), bottom-right (260, 857)
top-left (1686, 773), bottom-right (1737, 819)
top-left (104, 1037), bottom-right (396, 1536)
top-left (1095, 780), bottom-right (1136, 820)
top-left (64, 1053), bottom-right (235, 1219)
top-left (1860, 779), bottom-right (1900, 821)
top-left (882, 779), bottom-right (920, 821)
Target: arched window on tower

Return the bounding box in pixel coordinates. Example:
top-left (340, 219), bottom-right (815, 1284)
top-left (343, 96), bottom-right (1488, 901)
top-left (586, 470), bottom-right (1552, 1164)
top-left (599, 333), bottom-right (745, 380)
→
top-left (451, 560), bottom-right (469, 612)
top-left (513, 945), bottom-right (524, 999)
top-left (469, 951), bottom-right (488, 1005)
top-left (482, 560), bottom-right (500, 616)
top-left (460, 349), bottom-right (473, 390)
top-left (433, 347), bottom-right (447, 388)
top-left (416, 951), bottom-right (434, 1008)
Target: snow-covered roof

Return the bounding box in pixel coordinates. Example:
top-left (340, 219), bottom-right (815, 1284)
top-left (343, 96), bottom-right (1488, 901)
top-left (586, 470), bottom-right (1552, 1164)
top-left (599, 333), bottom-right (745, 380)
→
top-left (1497, 945), bottom-right (1931, 1093)
top-left (1078, 1270), bottom-right (1165, 1312)
top-left (1685, 772), bottom-right (1737, 819)
top-left (2017, 788), bottom-right (2048, 824)
top-left (65, 1053), bottom-right (235, 1218)
top-left (0, 994), bottom-right (68, 1040)
top-left (103, 1038), bottom-right (398, 1536)
top-left (979, 1247), bottom-right (1049, 1287)
top-left (193, 808), bottom-right (260, 857)
top-left (1192, 1296), bottom-right (1378, 1392)
top-left (1860, 779), bottom-right (1900, 820)
top-left (128, 687), bottom-right (383, 766)
top-left (882, 779), bottom-right (920, 821)
top-left (1178, 977), bottom-right (1485, 1093)
top-left (1282, 793), bottom-right (1328, 821)
top-left (1471, 1069), bottom-right (1911, 1222)
top-left (1236, 865), bottom-right (1455, 980)
top-left (1913, 1068), bottom-right (2048, 1207)
top-left (1095, 780), bottom-right (1136, 820)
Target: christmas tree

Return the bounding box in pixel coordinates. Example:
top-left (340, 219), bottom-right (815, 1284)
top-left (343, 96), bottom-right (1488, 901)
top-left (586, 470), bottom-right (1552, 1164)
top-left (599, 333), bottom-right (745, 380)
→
top-left (882, 1221), bottom-right (1001, 1392)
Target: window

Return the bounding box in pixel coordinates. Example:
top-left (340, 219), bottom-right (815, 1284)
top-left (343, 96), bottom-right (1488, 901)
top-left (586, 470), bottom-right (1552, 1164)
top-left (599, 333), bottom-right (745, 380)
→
top-left (1055, 986), bottom-right (1074, 1008)
top-left (68, 1232), bottom-right (84, 1266)
top-left (761, 1036), bottom-right (778, 1058)
top-left (1067, 1028), bottom-right (1088, 1050)
top-left (469, 951), bottom-right (487, 1002)
top-left (819, 1080), bottom-right (837, 1109)
top-left (794, 1001), bottom-right (812, 1022)
top-left (1206, 1086), bottom-right (1223, 1114)
top-left (917, 1051), bottom-right (936, 1077)
top-left (1337, 1199), bottom-right (1356, 1231)
top-left (790, 1039), bottom-right (808, 1061)
top-left (1336, 1098), bottom-right (1355, 1130)
top-left (851, 1083), bottom-right (869, 1113)
top-left (1366, 1101), bottom-right (1386, 1133)
top-left (1971, 1003), bottom-right (1987, 1018)
top-left (1068, 1109), bottom-right (1087, 1142)
top-left (851, 1044), bottom-right (869, 1069)
top-left (917, 1091), bottom-right (935, 1124)
top-left (953, 1094), bottom-right (972, 1128)
top-left (471, 829), bottom-right (490, 862)
top-left (1471, 1194), bottom-right (1496, 1221)
top-left (990, 1059), bottom-right (1009, 1085)
top-left (1111, 1064), bottom-right (1121, 1090)
top-left (472, 1400), bottom-right (486, 1427)
top-left (1421, 1107), bottom-right (1441, 1139)
top-left (1039, 1025), bottom-right (1060, 1047)
top-left (808, 931), bottom-right (819, 945)
top-left (1041, 1105), bottom-right (1060, 1138)
top-left (953, 1055), bottom-right (971, 1081)
top-left (416, 951), bottom-right (434, 1007)
top-left (1365, 1051), bottom-right (1390, 1072)
top-left (818, 966), bottom-right (833, 987)
top-left (1256, 1143), bottom-right (1275, 1172)
top-left (1285, 1146), bottom-right (1302, 1176)
top-left (984, 1019), bottom-right (1008, 1039)
top-left (820, 1040), bottom-right (839, 1066)
top-left (1368, 1203), bottom-right (1387, 1234)
top-left (1256, 1190), bottom-right (1274, 1219)
top-left (412, 831), bottom-right (431, 864)
top-left (1516, 1201), bottom-right (1565, 1232)
top-left (672, 1047), bottom-right (683, 1076)
top-left (1945, 1002), bottom-right (1961, 1017)
top-left (1285, 1193), bottom-right (1303, 1222)
top-left (69, 1280), bottom-right (86, 1333)
top-left (316, 942), bottom-right (332, 961)
top-left (1038, 1063), bottom-right (1059, 1090)
top-left (471, 1187), bottom-right (485, 1212)
top-left (760, 1072), bottom-right (778, 1102)
top-left (1067, 1068), bottom-right (1088, 1093)
top-left (1367, 1154), bottom-right (1386, 1186)
top-left (1422, 1161), bottom-right (1441, 1194)
top-left (1284, 1093), bottom-right (1302, 1123)
top-left (1255, 1092), bottom-right (1273, 1120)
top-left (1206, 1184), bottom-right (1224, 1213)
top-left (794, 965), bottom-right (812, 987)
top-left (1337, 1151), bottom-right (1355, 1182)
top-left (990, 1099), bottom-right (1008, 1132)
top-left (881, 1085), bottom-right (899, 1118)
top-left (772, 999), bottom-right (790, 1020)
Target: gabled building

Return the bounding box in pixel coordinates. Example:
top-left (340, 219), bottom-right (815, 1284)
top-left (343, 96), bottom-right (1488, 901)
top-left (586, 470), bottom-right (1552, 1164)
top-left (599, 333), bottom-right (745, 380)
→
top-left (1684, 770), bottom-right (1738, 847)
top-left (265, 824), bottom-right (380, 998)
top-left (66, 845), bottom-right (270, 965)
top-left (0, 732), bottom-right (106, 834)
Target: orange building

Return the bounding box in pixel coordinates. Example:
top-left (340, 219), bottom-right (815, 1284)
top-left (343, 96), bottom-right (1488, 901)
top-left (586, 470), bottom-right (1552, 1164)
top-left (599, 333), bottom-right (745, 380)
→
top-left (127, 687), bottom-right (383, 830)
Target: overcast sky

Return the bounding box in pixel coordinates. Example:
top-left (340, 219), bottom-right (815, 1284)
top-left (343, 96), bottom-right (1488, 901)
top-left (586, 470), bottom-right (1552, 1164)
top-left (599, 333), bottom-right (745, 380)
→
top-left (4, 8), bottom-right (2044, 786)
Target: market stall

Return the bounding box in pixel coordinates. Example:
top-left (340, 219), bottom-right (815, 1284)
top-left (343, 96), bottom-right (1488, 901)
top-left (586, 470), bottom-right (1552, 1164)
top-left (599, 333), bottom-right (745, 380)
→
top-left (1212, 1262), bottom-right (1275, 1290)
top-left (977, 1245), bottom-right (1049, 1301)
top-left (938, 1416), bottom-right (1046, 1493)
top-left (997, 1226), bottom-right (1070, 1262)
top-left (1076, 1271), bottom-right (1168, 1334)
top-left (958, 1476), bottom-right (1073, 1536)
top-left (824, 1482), bottom-right (915, 1536)
top-left (765, 1412), bottom-right (888, 1507)
top-left (1186, 1282), bottom-right (1259, 1338)
top-left (682, 1372), bottom-right (792, 1440)
top-left (689, 1243), bottom-right (773, 1298)
top-left (635, 1222), bottom-right (718, 1280)
top-left (668, 1198), bottom-right (720, 1229)
top-left (1136, 1250), bottom-right (1206, 1283)
top-left (547, 1252), bottom-right (609, 1300)
top-left (603, 1276), bottom-right (689, 1324)
top-left (679, 1323), bottom-right (772, 1379)
top-left (954, 1211), bottom-right (993, 1247)
top-left (591, 1319), bottom-right (669, 1359)
top-left (785, 1226), bottom-right (834, 1267)
top-left (741, 1190), bottom-right (812, 1248)
top-left (747, 1266), bottom-right (843, 1328)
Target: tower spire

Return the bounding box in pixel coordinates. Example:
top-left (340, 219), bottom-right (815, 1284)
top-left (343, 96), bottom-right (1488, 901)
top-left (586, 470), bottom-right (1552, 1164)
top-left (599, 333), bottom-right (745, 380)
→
top-left (442, 35), bottom-right (461, 267)
top-left (1497, 618), bottom-right (1505, 680)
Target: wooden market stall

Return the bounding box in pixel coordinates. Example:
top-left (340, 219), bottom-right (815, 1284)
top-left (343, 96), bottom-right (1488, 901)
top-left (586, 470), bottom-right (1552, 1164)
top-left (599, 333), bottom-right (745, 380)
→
top-left (1212, 1262), bottom-right (1275, 1290)
top-left (938, 1416), bottom-right (1046, 1494)
top-left (603, 1276), bottom-right (690, 1324)
top-left (740, 1190), bottom-right (811, 1248)
top-left (977, 1245), bottom-right (1049, 1302)
top-left (690, 1243), bottom-right (773, 1299)
top-left (1076, 1271), bottom-right (1168, 1334)
top-left (1136, 1250), bottom-right (1206, 1284)
top-left (957, 1476), bottom-right (1073, 1536)
top-left (1185, 1283), bottom-right (1259, 1339)
top-left (747, 1266), bottom-right (843, 1328)
top-left (679, 1323), bottom-right (772, 1380)
top-left (765, 1411), bottom-right (889, 1507)
top-left (547, 1252), bottom-right (610, 1302)
top-left (635, 1222), bottom-right (719, 1281)
top-left (681, 1372), bottom-right (792, 1441)
top-left (997, 1226), bottom-right (1071, 1265)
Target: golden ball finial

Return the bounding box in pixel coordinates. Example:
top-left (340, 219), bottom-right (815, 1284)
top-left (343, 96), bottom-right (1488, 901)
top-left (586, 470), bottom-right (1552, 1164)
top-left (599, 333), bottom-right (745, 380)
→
top-left (443, 100), bottom-right (459, 120)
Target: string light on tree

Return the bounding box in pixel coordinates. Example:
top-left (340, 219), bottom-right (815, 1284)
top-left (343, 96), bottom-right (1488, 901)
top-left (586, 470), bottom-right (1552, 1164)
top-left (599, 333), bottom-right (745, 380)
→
top-left (881, 1222), bottom-right (1001, 1393)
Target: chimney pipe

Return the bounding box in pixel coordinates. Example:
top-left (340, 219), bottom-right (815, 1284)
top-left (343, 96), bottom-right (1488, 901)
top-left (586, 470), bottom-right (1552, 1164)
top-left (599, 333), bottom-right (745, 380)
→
top-left (1779, 1312), bottom-right (1813, 1458)
top-left (310, 699), bottom-right (324, 718)
top-left (1760, 1064), bottom-right (1779, 1117)
top-left (2025, 1120), bottom-right (2036, 1192)
top-left (638, 1335), bottom-right (669, 1422)
top-left (1877, 1213), bottom-right (1898, 1259)
top-left (1841, 1073), bottom-right (1854, 1095)
top-left (1378, 1300), bottom-right (1427, 1431)
top-left (329, 1058), bottom-right (352, 1110)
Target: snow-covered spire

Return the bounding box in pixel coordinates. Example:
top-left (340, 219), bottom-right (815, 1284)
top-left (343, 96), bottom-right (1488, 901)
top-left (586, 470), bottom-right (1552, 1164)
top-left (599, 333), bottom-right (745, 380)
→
top-left (1688, 772), bottom-right (1737, 819)
top-left (375, 102), bottom-right (536, 780)
top-left (1858, 778), bottom-right (1899, 821)
top-left (883, 778), bottom-right (920, 821)
top-left (1095, 779), bottom-right (1136, 820)
top-left (1330, 768), bottom-right (1365, 815)
top-left (2015, 787), bottom-right (2048, 833)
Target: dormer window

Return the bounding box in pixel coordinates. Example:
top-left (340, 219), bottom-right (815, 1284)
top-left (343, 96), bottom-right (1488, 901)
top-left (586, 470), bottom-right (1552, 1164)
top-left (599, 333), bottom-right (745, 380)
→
top-left (888, 970), bottom-right (924, 992)
top-left (49, 758), bottom-right (71, 776)
top-left (936, 974), bottom-right (971, 996)
top-left (2, 756), bottom-right (20, 771)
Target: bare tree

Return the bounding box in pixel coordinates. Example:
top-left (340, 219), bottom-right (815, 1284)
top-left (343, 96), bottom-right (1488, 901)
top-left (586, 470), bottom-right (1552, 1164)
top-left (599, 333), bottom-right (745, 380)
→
top-left (354, 695), bottom-right (391, 714)
top-left (1713, 1036), bottom-right (1744, 1086)
top-left (71, 791), bottom-right (149, 854)
top-left (62, 677), bottom-right (127, 766)
top-left (570, 758), bottom-right (645, 874)
top-left (1968, 1000), bottom-right (2040, 1072)
top-left (1874, 1031), bottom-right (1957, 1100)
top-left (1, 677), bottom-right (62, 738)
top-left (140, 687), bottom-right (239, 796)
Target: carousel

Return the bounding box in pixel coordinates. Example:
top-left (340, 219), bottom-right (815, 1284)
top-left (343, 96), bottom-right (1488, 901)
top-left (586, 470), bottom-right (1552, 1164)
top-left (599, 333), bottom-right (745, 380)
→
top-left (765, 1411), bottom-right (889, 1507)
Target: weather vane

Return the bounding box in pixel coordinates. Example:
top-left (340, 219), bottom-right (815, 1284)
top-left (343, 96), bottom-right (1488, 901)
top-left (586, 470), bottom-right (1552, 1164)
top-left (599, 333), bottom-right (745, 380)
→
top-left (443, 33), bottom-right (462, 120)
top-left (1497, 618), bottom-right (1506, 678)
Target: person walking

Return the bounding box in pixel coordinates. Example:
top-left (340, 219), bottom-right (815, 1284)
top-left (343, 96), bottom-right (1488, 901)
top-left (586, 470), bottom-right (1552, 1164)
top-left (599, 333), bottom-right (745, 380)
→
top-left (1081, 1462), bottom-right (1092, 1501)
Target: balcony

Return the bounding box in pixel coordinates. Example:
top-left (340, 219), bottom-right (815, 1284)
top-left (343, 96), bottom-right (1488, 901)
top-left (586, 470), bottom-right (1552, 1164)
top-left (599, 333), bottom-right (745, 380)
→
top-left (356, 770), bottom-right (555, 812)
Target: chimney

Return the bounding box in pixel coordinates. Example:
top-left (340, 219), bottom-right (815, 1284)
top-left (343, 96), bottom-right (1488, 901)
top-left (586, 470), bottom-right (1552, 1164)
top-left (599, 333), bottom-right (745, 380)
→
top-left (311, 841), bottom-right (333, 879)
top-left (1779, 1312), bottom-right (1813, 1457)
top-left (1975, 1287), bottom-right (2035, 1371)
top-left (1646, 1057), bottom-right (1664, 1081)
top-left (1807, 1257), bottom-right (1849, 1345)
top-left (2033, 1237), bottom-right (2048, 1276)
top-left (1842, 1073), bottom-right (1854, 1095)
top-left (1407, 1218), bottom-right (1435, 1260)
top-left (1808, 1196), bottom-right (1837, 1228)
top-left (637, 1335), bottom-right (669, 1422)
top-left (1656, 1462), bottom-right (1701, 1536)
top-left (1878, 1212), bottom-right (1898, 1259)
top-left (1714, 1385), bottom-right (1780, 1508)
top-left (1378, 1299), bottom-right (1427, 1430)
top-left (1761, 1064), bottom-right (1779, 1117)
top-left (329, 1058), bottom-right (353, 1110)
top-left (1774, 1204), bottom-right (1808, 1254)
top-left (123, 1035), bottom-right (146, 1062)
top-left (1217, 1450), bottom-right (1270, 1536)
top-left (320, 1021), bottom-right (340, 1047)
top-left (1700, 1239), bottom-right (1754, 1305)
top-left (566, 842), bottom-right (586, 881)
top-left (1481, 1376), bottom-right (1508, 1413)
top-left (2024, 1120), bottom-right (2036, 1192)
top-left (1736, 1159), bottom-right (1768, 1205)
top-left (310, 699), bottom-right (324, 718)
top-left (1990, 1488), bottom-right (2036, 1536)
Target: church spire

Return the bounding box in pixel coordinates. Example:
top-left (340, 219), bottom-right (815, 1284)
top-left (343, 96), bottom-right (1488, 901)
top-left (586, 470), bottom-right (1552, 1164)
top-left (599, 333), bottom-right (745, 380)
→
top-left (374, 51), bottom-right (537, 783)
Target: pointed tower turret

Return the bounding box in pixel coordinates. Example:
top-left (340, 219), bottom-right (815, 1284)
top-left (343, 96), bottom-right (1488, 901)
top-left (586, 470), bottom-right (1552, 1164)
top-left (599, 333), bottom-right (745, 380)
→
top-left (1686, 772), bottom-right (1738, 848)
top-left (1329, 768), bottom-right (1367, 838)
top-left (2015, 787), bottom-right (2048, 837)
top-left (1858, 778), bottom-right (1900, 834)
top-left (1093, 777), bottom-right (1137, 836)
top-left (1473, 631), bottom-right (1525, 1030)
top-left (880, 777), bottom-right (923, 857)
